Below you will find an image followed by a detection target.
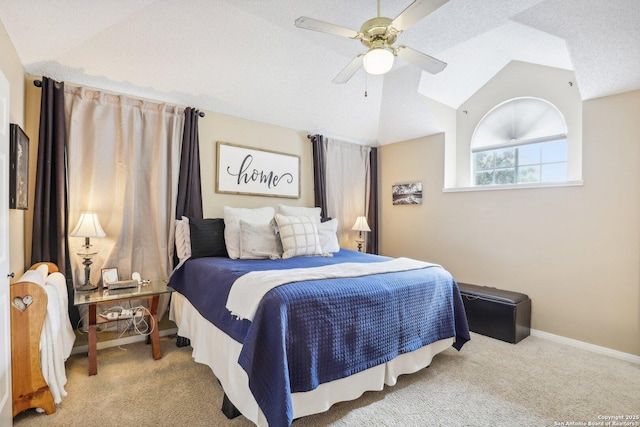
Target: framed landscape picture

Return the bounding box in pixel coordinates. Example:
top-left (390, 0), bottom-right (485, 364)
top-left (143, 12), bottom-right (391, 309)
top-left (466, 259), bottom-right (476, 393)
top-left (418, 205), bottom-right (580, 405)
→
top-left (392, 182), bottom-right (423, 205)
top-left (216, 141), bottom-right (300, 198)
top-left (9, 124), bottom-right (29, 210)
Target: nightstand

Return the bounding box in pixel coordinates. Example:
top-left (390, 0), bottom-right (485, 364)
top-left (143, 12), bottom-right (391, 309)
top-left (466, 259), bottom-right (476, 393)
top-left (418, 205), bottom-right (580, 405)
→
top-left (74, 280), bottom-right (174, 375)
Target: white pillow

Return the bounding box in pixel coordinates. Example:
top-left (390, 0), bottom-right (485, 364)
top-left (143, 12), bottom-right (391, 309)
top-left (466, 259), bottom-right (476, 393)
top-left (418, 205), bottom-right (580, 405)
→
top-left (239, 220), bottom-right (283, 259)
top-left (278, 205), bottom-right (322, 225)
top-left (275, 214), bottom-right (322, 259)
top-left (317, 218), bottom-right (340, 253)
top-left (224, 206), bottom-right (276, 259)
top-left (175, 216), bottom-right (192, 261)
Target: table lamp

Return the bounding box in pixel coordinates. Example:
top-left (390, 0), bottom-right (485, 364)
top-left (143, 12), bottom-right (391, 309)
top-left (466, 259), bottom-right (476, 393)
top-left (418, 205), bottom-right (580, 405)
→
top-left (351, 216), bottom-right (371, 252)
top-left (70, 211), bottom-right (106, 292)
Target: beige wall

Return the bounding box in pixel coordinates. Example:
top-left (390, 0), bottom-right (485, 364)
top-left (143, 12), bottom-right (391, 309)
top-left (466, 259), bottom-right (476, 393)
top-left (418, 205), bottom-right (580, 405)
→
top-left (23, 76), bottom-right (40, 267)
top-left (380, 89), bottom-right (640, 356)
top-left (198, 112), bottom-right (314, 217)
top-left (0, 20), bottom-right (26, 281)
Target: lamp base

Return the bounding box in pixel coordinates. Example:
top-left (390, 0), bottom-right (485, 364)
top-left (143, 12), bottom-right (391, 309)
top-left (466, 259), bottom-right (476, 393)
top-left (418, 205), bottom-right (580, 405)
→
top-left (76, 283), bottom-right (98, 293)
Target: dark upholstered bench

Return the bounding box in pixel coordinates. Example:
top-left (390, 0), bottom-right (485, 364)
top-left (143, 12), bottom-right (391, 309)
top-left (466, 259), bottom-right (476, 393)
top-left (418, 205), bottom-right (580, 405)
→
top-left (458, 282), bottom-right (531, 344)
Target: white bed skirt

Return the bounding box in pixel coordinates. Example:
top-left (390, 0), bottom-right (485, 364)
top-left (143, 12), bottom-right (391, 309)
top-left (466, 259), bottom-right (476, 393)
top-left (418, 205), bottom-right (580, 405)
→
top-left (170, 292), bottom-right (453, 426)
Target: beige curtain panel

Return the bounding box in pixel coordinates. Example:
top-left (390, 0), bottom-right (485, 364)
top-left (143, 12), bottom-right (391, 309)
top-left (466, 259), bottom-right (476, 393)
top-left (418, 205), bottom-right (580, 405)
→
top-left (64, 86), bottom-right (184, 325)
top-left (324, 138), bottom-right (371, 250)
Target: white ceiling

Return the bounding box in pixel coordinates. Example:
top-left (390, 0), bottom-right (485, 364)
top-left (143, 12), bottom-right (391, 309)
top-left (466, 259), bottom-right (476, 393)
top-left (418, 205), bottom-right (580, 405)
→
top-left (1, 0), bottom-right (639, 145)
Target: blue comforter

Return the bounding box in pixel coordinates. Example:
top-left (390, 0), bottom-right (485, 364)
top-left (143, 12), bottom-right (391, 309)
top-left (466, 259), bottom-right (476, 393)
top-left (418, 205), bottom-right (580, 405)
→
top-left (169, 250), bottom-right (469, 427)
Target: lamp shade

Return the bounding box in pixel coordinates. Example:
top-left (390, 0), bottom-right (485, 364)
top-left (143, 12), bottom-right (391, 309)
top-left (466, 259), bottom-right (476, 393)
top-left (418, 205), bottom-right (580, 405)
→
top-left (351, 216), bottom-right (371, 233)
top-left (70, 212), bottom-right (106, 238)
top-left (363, 48), bottom-right (394, 75)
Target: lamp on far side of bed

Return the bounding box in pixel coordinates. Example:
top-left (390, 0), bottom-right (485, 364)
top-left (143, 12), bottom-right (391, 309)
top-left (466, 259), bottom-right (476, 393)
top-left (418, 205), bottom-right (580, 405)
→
top-left (351, 216), bottom-right (371, 253)
top-left (70, 211), bottom-right (106, 292)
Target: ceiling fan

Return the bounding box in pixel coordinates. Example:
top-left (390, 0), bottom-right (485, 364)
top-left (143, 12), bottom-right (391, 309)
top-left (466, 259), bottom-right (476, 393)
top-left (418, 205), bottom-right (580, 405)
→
top-left (295, 0), bottom-right (449, 84)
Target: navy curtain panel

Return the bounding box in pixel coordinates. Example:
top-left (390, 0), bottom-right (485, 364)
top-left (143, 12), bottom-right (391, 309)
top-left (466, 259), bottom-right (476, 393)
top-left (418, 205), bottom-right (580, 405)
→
top-left (308, 134), bottom-right (328, 217)
top-left (366, 147), bottom-right (379, 255)
top-left (31, 77), bottom-right (79, 325)
top-left (175, 107), bottom-right (203, 219)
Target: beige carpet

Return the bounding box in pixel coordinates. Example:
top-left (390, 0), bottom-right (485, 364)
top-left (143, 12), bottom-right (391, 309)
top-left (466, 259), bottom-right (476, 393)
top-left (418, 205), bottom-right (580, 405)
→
top-left (13, 333), bottom-right (639, 426)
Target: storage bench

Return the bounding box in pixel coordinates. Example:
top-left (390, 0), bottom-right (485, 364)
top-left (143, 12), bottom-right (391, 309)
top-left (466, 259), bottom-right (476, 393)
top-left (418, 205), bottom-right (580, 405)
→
top-left (458, 282), bottom-right (531, 344)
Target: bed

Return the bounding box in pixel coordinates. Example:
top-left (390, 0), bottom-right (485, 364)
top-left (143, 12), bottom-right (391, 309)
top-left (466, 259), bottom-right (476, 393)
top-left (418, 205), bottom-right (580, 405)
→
top-left (168, 207), bottom-right (470, 427)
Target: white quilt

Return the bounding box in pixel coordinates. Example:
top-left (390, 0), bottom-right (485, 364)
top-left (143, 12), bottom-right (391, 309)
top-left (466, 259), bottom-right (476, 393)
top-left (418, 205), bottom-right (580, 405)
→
top-left (226, 257), bottom-right (440, 321)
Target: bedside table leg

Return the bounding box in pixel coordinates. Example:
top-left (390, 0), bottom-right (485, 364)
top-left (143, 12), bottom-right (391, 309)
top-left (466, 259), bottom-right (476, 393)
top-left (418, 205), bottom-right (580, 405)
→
top-left (88, 303), bottom-right (97, 375)
top-left (149, 295), bottom-right (161, 360)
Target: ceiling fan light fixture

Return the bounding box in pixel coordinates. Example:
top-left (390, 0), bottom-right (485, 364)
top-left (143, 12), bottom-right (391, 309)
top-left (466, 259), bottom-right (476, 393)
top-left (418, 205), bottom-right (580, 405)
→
top-left (296, 0), bottom-right (449, 83)
top-left (363, 47), bottom-right (394, 75)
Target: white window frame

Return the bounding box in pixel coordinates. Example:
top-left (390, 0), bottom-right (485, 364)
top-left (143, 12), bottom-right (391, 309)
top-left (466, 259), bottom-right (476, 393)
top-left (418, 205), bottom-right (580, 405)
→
top-left (472, 136), bottom-right (568, 186)
top-left (469, 97), bottom-right (570, 188)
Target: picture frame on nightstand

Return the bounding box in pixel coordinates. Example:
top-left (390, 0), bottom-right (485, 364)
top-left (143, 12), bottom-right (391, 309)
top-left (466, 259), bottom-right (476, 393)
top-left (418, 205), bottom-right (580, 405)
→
top-left (101, 267), bottom-right (118, 286)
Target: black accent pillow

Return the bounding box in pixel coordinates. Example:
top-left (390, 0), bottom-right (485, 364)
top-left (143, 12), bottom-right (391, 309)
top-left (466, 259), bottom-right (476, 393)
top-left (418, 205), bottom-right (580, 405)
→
top-left (188, 217), bottom-right (228, 258)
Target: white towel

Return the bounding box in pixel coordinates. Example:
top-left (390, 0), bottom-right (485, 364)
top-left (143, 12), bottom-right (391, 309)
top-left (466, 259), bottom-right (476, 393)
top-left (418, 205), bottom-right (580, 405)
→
top-left (39, 288), bottom-right (65, 403)
top-left (37, 272), bottom-right (76, 404)
top-left (45, 272), bottom-right (76, 359)
top-left (39, 283), bottom-right (65, 403)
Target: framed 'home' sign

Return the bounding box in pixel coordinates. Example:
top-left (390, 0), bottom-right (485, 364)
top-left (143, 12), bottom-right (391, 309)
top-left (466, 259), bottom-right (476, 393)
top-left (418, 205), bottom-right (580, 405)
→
top-left (216, 141), bottom-right (300, 198)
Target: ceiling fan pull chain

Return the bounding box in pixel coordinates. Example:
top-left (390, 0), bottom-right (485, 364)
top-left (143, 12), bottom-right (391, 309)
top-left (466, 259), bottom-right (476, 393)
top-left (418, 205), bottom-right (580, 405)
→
top-left (364, 73), bottom-right (368, 97)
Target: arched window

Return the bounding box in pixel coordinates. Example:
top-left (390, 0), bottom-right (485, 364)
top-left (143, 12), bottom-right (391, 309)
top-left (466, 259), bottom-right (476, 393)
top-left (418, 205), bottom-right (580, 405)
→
top-left (471, 97), bottom-right (568, 186)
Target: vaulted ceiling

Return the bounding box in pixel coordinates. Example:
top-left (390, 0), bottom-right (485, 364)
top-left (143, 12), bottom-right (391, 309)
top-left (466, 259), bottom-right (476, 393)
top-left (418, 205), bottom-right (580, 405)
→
top-left (1, 0), bottom-right (639, 145)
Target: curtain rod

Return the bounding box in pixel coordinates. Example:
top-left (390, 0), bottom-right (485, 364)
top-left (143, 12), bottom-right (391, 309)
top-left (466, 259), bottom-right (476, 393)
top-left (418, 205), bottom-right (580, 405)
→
top-left (32, 79), bottom-right (206, 117)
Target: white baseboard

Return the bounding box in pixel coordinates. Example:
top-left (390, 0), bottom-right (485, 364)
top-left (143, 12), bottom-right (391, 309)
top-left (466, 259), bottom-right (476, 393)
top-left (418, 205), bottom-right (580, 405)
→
top-left (531, 329), bottom-right (640, 365)
top-left (71, 327), bottom-right (178, 355)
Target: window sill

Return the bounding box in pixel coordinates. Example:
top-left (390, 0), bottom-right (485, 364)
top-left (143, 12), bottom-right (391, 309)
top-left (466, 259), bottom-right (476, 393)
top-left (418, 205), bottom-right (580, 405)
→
top-left (442, 180), bottom-right (583, 193)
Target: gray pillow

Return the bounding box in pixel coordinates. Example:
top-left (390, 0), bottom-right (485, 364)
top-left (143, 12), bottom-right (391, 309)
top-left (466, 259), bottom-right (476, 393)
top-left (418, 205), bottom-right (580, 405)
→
top-left (239, 220), bottom-right (283, 259)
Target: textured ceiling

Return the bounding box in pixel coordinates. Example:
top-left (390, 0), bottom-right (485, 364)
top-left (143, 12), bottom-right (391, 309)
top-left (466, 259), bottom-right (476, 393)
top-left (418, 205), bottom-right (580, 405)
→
top-left (1, 0), bottom-right (639, 145)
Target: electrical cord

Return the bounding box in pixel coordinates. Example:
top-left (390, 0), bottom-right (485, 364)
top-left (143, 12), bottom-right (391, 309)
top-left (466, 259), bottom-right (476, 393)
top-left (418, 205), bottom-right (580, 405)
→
top-left (76, 303), bottom-right (157, 354)
top-left (119, 305), bottom-right (155, 336)
top-left (110, 305), bottom-right (156, 350)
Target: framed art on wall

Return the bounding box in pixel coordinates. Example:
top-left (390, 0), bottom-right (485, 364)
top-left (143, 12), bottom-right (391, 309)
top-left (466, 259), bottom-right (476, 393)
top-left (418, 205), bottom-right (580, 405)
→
top-left (9, 123), bottom-right (29, 210)
top-left (216, 141), bottom-right (300, 198)
top-left (392, 182), bottom-right (423, 205)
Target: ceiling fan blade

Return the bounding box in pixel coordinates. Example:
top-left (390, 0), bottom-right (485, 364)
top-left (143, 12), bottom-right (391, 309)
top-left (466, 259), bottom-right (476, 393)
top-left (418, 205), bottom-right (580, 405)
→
top-left (395, 45), bottom-right (447, 74)
top-left (295, 17), bottom-right (360, 39)
top-left (332, 55), bottom-right (364, 84)
top-left (391, 0), bottom-right (449, 32)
